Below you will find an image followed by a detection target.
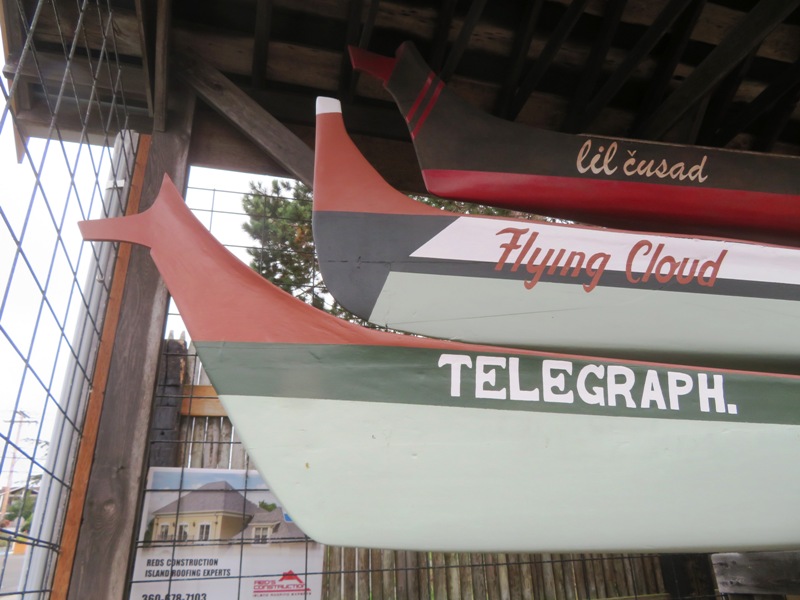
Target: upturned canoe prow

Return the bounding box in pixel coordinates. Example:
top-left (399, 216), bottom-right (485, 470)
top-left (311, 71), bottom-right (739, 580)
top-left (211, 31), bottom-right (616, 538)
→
top-left (314, 97), bottom-right (441, 217)
top-left (78, 174), bottom-right (392, 346)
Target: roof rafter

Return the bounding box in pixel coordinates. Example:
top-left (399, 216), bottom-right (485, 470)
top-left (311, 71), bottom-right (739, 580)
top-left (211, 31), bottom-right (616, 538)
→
top-left (507, 0), bottom-right (591, 120)
top-left (251, 0), bottom-right (272, 88)
top-left (573, 0), bottom-right (695, 132)
top-left (708, 57), bottom-right (800, 147)
top-left (439, 0), bottom-right (487, 82)
top-left (562, 0), bottom-right (627, 133)
top-left (641, 0), bottom-right (800, 140)
top-left (629, 0), bottom-right (706, 137)
top-left (175, 52), bottom-right (314, 186)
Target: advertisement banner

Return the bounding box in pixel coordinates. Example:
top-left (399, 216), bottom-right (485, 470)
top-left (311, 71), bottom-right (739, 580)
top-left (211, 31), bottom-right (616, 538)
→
top-left (130, 468), bottom-right (323, 600)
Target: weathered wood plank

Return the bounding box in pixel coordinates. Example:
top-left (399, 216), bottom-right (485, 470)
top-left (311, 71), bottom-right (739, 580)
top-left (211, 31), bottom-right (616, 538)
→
top-left (433, 552), bottom-right (448, 600)
top-left (370, 549), bottom-right (384, 600)
top-left (343, 547), bottom-right (356, 599)
top-left (153, 0), bottom-right (172, 131)
top-left (356, 548), bottom-right (370, 599)
top-left (382, 549), bottom-right (396, 599)
top-left (50, 132), bottom-right (146, 600)
top-left (65, 84), bottom-right (194, 600)
top-left (713, 551), bottom-right (800, 595)
top-left (175, 52), bottom-right (314, 186)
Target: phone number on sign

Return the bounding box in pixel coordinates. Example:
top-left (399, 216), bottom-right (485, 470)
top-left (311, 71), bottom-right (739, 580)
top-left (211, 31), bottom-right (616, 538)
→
top-left (141, 594), bottom-right (207, 600)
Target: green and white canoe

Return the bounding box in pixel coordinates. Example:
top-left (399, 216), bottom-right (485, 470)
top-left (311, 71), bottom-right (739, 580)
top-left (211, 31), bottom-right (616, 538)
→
top-left (80, 176), bottom-right (800, 552)
top-left (313, 97), bottom-right (800, 373)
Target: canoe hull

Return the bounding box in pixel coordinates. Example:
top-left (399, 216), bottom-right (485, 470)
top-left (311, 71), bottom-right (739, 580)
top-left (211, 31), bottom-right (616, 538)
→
top-left (352, 43), bottom-right (800, 245)
top-left (198, 341), bottom-right (800, 552)
top-left (314, 209), bottom-right (800, 371)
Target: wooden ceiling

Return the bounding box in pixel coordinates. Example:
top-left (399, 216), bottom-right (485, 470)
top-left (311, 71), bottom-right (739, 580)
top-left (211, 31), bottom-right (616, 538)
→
top-left (4, 0), bottom-right (800, 193)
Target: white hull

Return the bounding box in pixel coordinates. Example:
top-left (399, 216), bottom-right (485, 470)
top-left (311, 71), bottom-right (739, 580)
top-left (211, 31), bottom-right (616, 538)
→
top-left (222, 394), bottom-right (800, 552)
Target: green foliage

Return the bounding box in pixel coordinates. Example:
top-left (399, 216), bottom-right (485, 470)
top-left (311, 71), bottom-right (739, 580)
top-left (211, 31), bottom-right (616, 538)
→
top-left (241, 180), bottom-right (360, 321)
top-left (258, 500), bottom-right (277, 512)
top-left (4, 492), bottom-right (36, 532)
top-left (240, 180), bottom-right (536, 324)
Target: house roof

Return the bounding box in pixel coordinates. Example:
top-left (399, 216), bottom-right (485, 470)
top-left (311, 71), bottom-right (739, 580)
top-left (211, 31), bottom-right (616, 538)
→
top-left (151, 481), bottom-right (262, 517)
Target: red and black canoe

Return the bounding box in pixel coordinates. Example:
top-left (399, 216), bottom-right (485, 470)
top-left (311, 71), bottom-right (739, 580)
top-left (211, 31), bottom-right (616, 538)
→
top-left (351, 42), bottom-right (800, 245)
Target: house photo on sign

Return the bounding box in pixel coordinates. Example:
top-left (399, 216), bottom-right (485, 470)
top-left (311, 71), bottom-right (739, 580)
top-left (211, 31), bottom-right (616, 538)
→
top-left (130, 468), bottom-right (323, 599)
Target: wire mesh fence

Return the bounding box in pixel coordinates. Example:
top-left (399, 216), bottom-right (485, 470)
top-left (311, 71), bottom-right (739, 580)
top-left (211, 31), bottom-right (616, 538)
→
top-left (1, 0), bottom-right (143, 596)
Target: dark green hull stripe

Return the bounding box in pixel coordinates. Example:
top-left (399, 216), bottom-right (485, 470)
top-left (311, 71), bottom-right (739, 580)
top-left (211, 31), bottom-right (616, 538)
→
top-left (195, 342), bottom-right (800, 426)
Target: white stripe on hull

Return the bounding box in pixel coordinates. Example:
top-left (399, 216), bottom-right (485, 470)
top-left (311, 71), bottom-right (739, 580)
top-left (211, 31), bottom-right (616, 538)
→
top-left (412, 216), bottom-right (800, 285)
top-left (370, 271), bottom-right (800, 360)
top-left (221, 394), bottom-right (800, 552)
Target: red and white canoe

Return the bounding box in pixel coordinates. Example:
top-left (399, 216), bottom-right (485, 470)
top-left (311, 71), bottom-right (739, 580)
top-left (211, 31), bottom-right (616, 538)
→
top-left (314, 97), bottom-right (800, 373)
top-left (351, 42), bottom-right (800, 246)
top-left (79, 176), bottom-right (800, 552)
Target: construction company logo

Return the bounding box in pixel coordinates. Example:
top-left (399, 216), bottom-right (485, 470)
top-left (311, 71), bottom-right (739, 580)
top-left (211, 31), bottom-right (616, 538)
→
top-left (253, 570), bottom-right (311, 597)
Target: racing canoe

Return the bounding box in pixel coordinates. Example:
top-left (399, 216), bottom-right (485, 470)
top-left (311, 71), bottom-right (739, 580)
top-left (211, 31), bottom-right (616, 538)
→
top-left (80, 175), bottom-right (800, 552)
top-left (350, 42), bottom-right (800, 245)
top-left (313, 97), bottom-right (800, 373)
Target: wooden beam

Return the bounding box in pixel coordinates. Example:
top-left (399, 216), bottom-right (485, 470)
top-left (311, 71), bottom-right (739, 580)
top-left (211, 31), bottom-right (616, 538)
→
top-left (713, 551), bottom-right (800, 595)
top-left (494, 0), bottom-right (544, 119)
top-left (439, 0), bottom-right (487, 82)
top-left (65, 84), bottom-right (195, 600)
top-left (51, 133), bottom-right (149, 600)
top-left (2, 51), bottom-right (149, 104)
top-left (562, 0), bottom-right (626, 132)
top-left (630, 0), bottom-right (706, 137)
top-left (429, 0), bottom-right (458, 72)
top-left (574, 0), bottom-right (696, 132)
top-left (752, 83), bottom-right (800, 152)
top-left (153, 0), bottom-right (171, 131)
top-left (338, 0), bottom-right (362, 100)
top-left (709, 57), bottom-right (800, 147)
top-left (251, 0), bottom-right (272, 88)
top-left (175, 52), bottom-right (314, 186)
top-left (641, 0), bottom-right (800, 140)
top-left (133, 0), bottom-right (156, 115)
top-left (695, 49), bottom-right (756, 145)
top-left (508, 0), bottom-right (591, 120)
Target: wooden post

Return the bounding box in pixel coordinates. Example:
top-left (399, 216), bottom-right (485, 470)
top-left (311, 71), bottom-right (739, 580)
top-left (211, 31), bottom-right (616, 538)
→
top-left (64, 83), bottom-right (195, 600)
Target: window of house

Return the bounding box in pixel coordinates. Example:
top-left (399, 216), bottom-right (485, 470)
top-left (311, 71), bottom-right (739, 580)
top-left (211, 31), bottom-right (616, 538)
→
top-left (198, 523), bottom-right (210, 541)
top-left (253, 526), bottom-right (272, 544)
top-left (159, 524), bottom-right (170, 541)
top-left (177, 523), bottom-right (189, 541)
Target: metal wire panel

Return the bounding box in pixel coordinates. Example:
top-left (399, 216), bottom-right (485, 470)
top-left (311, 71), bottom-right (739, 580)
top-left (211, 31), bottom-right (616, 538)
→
top-left (1, 0), bottom-right (140, 595)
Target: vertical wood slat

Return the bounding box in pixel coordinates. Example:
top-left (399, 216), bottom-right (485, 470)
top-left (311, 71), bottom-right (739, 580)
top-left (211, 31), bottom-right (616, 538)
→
top-left (471, 553), bottom-right (488, 600)
top-left (343, 547), bottom-right (356, 599)
top-left (459, 552), bottom-right (475, 600)
top-left (395, 550), bottom-right (408, 600)
top-left (418, 552), bottom-right (432, 600)
top-left (519, 554), bottom-right (534, 600)
top-left (370, 549), bottom-right (384, 600)
top-left (327, 546), bottom-right (342, 600)
top-left (356, 548), bottom-right (370, 600)
top-left (507, 554), bottom-right (522, 600)
top-left (51, 133), bottom-right (149, 600)
top-left (446, 553), bottom-right (462, 599)
top-left (406, 551), bottom-right (419, 600)
top-left (433, 552), bottom-right (448, 600)
top-left (497, 553), bottom-right (511, 600)
top-left (382, 549), bottom-right (396, 599)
